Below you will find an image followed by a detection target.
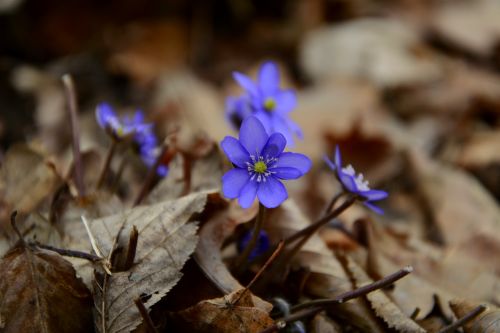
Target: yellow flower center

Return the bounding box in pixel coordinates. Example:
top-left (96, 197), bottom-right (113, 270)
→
top-left (254, 161), bottom-right (267, 174)
top-left (264, 98), bottom-right (276, 111)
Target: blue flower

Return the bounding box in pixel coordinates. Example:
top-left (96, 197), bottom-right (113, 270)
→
top-left (237, 229), bottom-right (270, 261)
top-left (232, 61), bottom-right (303, 146)
top-left (96, 103), bottom-right (137, 139)
top-left (221, 116), bottom-right (311, 208)
top-left (324, 146), bottom-right (388, 214)
top-left (225, 95), bottom-right (252, 130)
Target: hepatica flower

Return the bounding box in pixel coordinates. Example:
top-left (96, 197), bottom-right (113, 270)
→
top-left (324, 146), bottom-right (388, 214)
top-left (237, 229), bottom-right (270, 261)
top-left (221, 116), bottom-right (311, 208)
top-left (96, 103), bottom-right (167, 177)
top-left (230, 61), bottom-right (302, 146)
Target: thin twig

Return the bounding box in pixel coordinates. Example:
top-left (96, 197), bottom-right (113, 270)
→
top-left (134, 297), bottom-right (159, 333)
top-left (31, 242), bottom-right (101, 262)
top-left (438, 304), bottom-right (486, 333)
top-left (291, 265), bottom-right (414, 312)
top-left (62, 74), bottom-right (85, 199)
top-left (258, 265), bottom-right (414, 333)
top-left (232, 241), bottom-right (284, 306)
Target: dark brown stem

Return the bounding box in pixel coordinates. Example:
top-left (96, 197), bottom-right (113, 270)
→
top-left (110, 156), bottom-right (127, 193)
top-left (323, 191), bottom-right (344, 216)
top-left (10, 211), bottom-right (26, 247)
top-left (438, 304), bottom-right (486, 333)
top-left (133, 144), bottom-right (168, 206)
top-left (233, 203), bottom-right (266, 273)
top-left (32, 242), bottom-right (101, 261)
top-left (124, 226), bottom-right (138, 270)
top-left (62, 74), bottom-right (85, 199)
top-left (97, 140), bottom-right (118, 189)
top-left (258, 266), bottom-right (413, 333)
top-left (134, 297), bottom-right (159, 333)
top-left (284, 195), bottom-right (356, 246)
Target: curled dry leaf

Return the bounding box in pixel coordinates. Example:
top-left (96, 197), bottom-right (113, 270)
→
top-left (264, 200), bottom-right (386, 333)
top-left (172, 288), bottom-right (274, 333)
top-left (450, 299), bottom-right (500, 333)
top-left (194, 199), bottom-right (271, 311)
top-left (344, 255), bottom-right (426, 333)
top-left (87, 192), bottom-right (207, 333)
top-left (0, 143), bottom-right (59, 218)
top-left (0, 245), bottom-right (93, 333)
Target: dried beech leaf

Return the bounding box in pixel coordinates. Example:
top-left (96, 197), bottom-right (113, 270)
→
top-left (345, 255), bottom-right (426, 333)
top-left (194, 200), bottom-right (272, 311)
top-left (147, 144), bottom-right (223, 203)
top-left (173, 288), bottom-right (273, 333)
top-left (309, 314), bottom-right (343, 333)
top-left (0, 245), bottom-right (93, 333)
top-left (410, 150), bottom-right (500, 245)
top-left (450, 299), bottom-right (500, 333)
top-left (88, 192), bottom-right (207, 333)
top-left (264, 200), bottom-right (385, 333)
top-left (0, 144), bottom-right (59, 216)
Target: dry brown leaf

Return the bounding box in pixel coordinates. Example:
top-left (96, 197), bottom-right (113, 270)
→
top-left (410, 149), bottom-right (500, 245)
top-left (430, 0), bottom-right (500, 58)
top-left (345, 255), bottom-right (426, 332)
top-left (87, 191), bottom-right (207, 333)
top-left (173, 288), bottom-right (274, 333)
top-left (300, 18), bottom-right (443, 87)
top-left (450, 299), bottom-right (500, 333)
top-left (147, 144), bottom-right (223, 203)
top-left (264, 200), bottom-right (386, 333)
top-left (0, 143), bottom-right (60, 217)
top-left (0, 244), bottom-right (93, 333)
top-left (309, 313), bottom-right (343, 333)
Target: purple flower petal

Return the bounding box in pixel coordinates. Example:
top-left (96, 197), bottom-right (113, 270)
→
top-left (221, 136), bottom-right (250, 168)
top-left (323, 155), bottom-right (337, 171)
top-left (239, 116), bottom-right (268, 156)
top-left (335, 145), bottom-right (342, 169)
top-left (274, 152), bottom-right (311, 175)
top-left (271, 167), bottom-right (302, 180)
top-left (258, 61), bottom-right (280, 93)
top-left (338, 172), bottom-right (357, 192)
top-left (254, 111), bottom-right (273, 134)
top-left (363, 201), bottom-right (384, 215)
top-left (261, 133), bottom-right (286, 159)
top-left (272, 116), bottom-right (295, 147)
top-left (274, 90), bottom-right (297, 114)
top-left (257, 176), bottom-right (288, 208)
top-left (233, 72), bottom-right (259, 98)
top-left (238, 180), bottom-right (258, 208)
top-left (222, 169), bottom-right (250, 199)
top-left (361, 190), bottom-right (388, 201)
top-left (96, 103), bottom-right (117, 129)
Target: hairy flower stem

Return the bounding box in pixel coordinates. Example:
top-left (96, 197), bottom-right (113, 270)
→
top-left (258, 266), bottom-right (413, 333)
top-left (96, 140), bottom-right (118, 189)
top-left (133, 144), bottom-right (169, 206)
top-left (233, 203), bottom-right (267, 274)
top-left (62, 74), bottom-right (85, 199)
top-left (323, 191), bottom-right (344, 216)
top-left (284, 195), bottom-right (356, 246)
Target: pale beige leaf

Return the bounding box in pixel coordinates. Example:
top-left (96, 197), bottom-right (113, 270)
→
top-left (88, 192), bottom-right (207, 333)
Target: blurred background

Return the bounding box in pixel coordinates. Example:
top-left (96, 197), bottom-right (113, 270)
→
top-left (0, 0), bottom-right (499, 200)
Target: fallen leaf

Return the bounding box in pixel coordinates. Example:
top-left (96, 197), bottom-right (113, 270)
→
top-left (172, 288), bottom-right (274, 333)
top-left (0, 244), bottom-right (93, 333)
top-left (0, 143), bottom-right (60, 218)
top-left (88, 192), bottom-right (207, 333)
